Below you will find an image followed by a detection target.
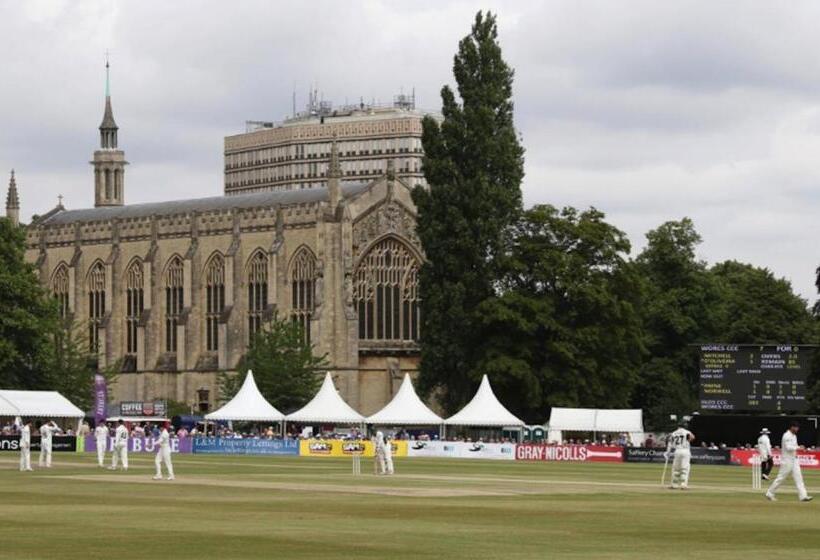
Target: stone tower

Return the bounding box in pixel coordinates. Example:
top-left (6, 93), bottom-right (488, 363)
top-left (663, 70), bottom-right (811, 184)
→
top-left (5, 169), bottom-right (19, 225)
top-left (92, 59), bottom-right (127, 207)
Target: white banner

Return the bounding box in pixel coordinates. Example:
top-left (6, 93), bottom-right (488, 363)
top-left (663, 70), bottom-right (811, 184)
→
top-left (406, 441), bottom-right (515, 460)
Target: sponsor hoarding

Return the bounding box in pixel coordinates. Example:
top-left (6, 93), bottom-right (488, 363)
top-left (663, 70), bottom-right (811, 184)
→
top-left (193, 437), bottom-right (298, 456)
top-left (299, 439), bottom-right (408, 458)
top-left (731, 448), bottom-right (820, 469)
top-left (623, 447), bottom-right (730, 465)
top-left (84, 436), bottom-right (192, 454)
top-left (0, 436), bottom-right (77, 452)
top-left (406, 441), bottom-right (516, 460)
top-left (515, 444), bottom-right (623, 462)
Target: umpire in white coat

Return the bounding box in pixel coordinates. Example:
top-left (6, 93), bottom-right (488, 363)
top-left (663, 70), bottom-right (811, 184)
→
top-left (94, 423), bottom-right (109, 467)
top-left (38, 420), bottom-right (61, 468)
top-left (756, 428), bottom-right (773, 481)
top-left (19, 420), bottom-right (32, 472)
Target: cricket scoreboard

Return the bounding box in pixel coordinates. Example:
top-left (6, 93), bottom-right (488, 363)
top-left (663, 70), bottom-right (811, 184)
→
top-left (698, 344), bottom-right (814, 412)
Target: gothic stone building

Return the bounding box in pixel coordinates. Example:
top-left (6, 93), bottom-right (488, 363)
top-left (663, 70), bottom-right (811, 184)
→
top-left (15, 73), bottom-right (423, 414)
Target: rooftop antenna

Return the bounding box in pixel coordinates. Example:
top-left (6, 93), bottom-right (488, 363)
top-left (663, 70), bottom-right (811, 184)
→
top-left (105, 49), bottom-right (111, 97)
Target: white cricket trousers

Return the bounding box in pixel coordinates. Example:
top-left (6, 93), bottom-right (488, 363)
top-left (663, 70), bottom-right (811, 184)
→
top-left (19, 446), bottom-right (31, 471)
top-left (768, 458), bottom-right (808, 500)
top-left (672, 449), bottom-right (691, 487)
top-left (96, 438), bottom-right (107, 466)
top-left (384, 454), bottom-right (394, 475)
top-left (111, 444), bottom-right (128, 470)
top-left (374, 450), bottom-right (386, 475)
top-left (155, 447), bottom-right (174, 478)
top-left (39, 442), bottom-right (52, 467)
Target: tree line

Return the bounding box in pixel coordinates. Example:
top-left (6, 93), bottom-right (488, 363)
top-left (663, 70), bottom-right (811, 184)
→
top-left (413, 12), bottom-right (820, 429)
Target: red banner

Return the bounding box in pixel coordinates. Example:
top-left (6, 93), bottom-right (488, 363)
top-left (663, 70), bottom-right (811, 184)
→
top-left (731, 449), bottom-right (820, 469)
top-left (515, 444), bottom-right (623, 462)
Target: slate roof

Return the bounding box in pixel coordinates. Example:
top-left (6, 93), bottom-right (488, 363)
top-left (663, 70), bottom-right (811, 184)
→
top-left (39, 182), bottom-right (371, 226)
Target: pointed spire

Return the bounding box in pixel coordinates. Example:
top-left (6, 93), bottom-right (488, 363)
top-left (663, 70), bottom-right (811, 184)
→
top-left (99, 53), bottom-right (118, 149)
top-left (328, 135), bottom-right (341, 213)
top-left (329, 136), bottom-right (341, 179)
top-left (6, 169), bottom-right (20, 226)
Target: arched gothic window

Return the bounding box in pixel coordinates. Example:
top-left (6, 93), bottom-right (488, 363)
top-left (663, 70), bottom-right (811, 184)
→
top-left (204, 254), bottom-right (225, 352)
top-left (290, 247), bottom-right (316, 344)
top-left (125, 260), bottom-right (144, 355)
top-left (87, 262), bottom-right (106, 352)
top-left (165, 256), bottom-right (184, 353)
top-left (52, 264), bottom-right (70, 318)
top-left (354, 237), bottom-right (420, 342)
top-left (247, 251), bottom-right (268, 340)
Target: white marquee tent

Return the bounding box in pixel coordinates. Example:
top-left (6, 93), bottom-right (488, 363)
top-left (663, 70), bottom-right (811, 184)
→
top-left (547, 407), bottom-right (644, 444)
top-left (366, 374), bottom-right (443, 425)
top-left (205, 370), bottom-right (284, 422)
top-left (285, 372), bottom-right (364, 424)
top-left (444, 375), bottom-right (524, 427)
top-left (0, 390), bottom-right (84, 419)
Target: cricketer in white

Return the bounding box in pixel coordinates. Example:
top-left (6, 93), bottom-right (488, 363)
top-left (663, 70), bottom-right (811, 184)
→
top-left (153, 425), bottom-right (175, 481)
top-left (766, 422), bottom-right (813, 502)
top-left (666, 425), bottom-right (695, 490)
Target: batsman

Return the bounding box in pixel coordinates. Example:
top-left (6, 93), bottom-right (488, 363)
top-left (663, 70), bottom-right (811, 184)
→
top-left (665, 421), bottom-right (695, 490)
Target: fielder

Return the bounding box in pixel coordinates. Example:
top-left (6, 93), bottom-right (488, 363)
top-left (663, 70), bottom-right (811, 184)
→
top-left (757, 428), bottom-right (773, 481)
top-left (38, 420), bottom-right (62, 468)
top-left (94, 422), bottom-right (109, 467)
top-left (374, 431), bottom-right (386, 475)
top-left (383, 434), bottom-right (394, 475)
top-left (109, 419), bottom-right (129, 471)
top-left (19, 420), bottom-right (32, 472)
top-left (666, 422), bottom-right (695, 490)
top-left (766, 421), bottom-right (813, 502)
top-left (153, 423), bottom-right (175, 481)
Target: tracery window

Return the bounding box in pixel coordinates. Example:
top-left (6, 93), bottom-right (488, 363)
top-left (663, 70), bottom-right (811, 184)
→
top-left (125, 260), bottom-right (144, 355)
top-left (204, 254), bottom-right (225, 352)
top-left (247, 251), bottom-right (268, 340)
top-left (88, 262), bottom-right (106, 352)
top-left (52, 263), bottom-right (70, 318)
top-left (290, 248), bottom-right (316, 344)
top-left (165, 256), bottom-right (184, 353)
top-left (354, 237), bottom-right (420, 342)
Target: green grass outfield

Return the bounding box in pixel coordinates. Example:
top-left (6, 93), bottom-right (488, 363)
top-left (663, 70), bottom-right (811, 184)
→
top-left (0, 453), bottom-right (817, 560)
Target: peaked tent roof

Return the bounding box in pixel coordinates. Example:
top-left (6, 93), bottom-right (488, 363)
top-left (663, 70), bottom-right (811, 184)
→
top-left (444, 375), bottom-right (524, 427)
top-left (366, 374), bottom-right (443, 425)
top-left (205, 370), bottom-right (284, 422)
top-left (0, 390), bottom-right (84, 418)
top-left (285, 372), bottom-right (364, 424)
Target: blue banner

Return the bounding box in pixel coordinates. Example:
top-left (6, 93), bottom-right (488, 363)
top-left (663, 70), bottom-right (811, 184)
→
top-left (192, 437), bottom-right (299, 456)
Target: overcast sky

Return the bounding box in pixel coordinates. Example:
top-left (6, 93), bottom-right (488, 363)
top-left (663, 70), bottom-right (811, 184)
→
top-left (1, 1), bottom-right (818, 303)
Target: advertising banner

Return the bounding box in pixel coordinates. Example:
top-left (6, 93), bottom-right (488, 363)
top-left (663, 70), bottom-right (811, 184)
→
top-left (731, 449), bottom-right (820, 469)
top-left (93, 374), bottom-right (107, 425)
top-left (623, 447), bottom-right (731, 465)
top-left (299, 439), bottom-right (408, 458)
top-left (0, 436), bottom-right (77, 452)
top-left (193, 437), bottom-right (298, 456)
top-left (515, 444), bottom-right (623, 462)
top-left (406, 441), bottom-right (516, 460)
top-left (120, 401), bottom-right (167, 417)
top-left (84, 436), bottom-right (192, 454)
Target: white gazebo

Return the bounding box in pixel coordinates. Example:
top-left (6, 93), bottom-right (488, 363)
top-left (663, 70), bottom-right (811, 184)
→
top-left (366, 374), bottom-right (443, 426)
top-left (444, 375), bottom-right (524, 438)
top-left (205, 370), bottom-right (285, 423)
top-left (0, 390), bottom-right (85, 430)
top-left (547, 407), bottom-right (644, 444)
top-left (285, 372), bottom-right (364, 425)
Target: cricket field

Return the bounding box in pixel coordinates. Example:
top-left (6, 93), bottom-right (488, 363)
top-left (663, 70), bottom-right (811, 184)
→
top-left (0, 454), bottom-right (817, 559)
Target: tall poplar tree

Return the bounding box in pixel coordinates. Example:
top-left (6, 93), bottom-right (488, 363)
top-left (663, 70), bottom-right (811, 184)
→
top-left (413, 12), bottom-right (524, 413)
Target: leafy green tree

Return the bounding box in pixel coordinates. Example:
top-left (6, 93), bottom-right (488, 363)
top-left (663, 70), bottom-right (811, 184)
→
top-left (0, 217), bottom-right (57, 389)
top-left (41, 319), bottom-right (119, 411)
top-left (413, 11), bottom-right (524, 413)
top-left (711, 261), bottom-right (817, 344)
top-left (476, 205), bottom-right (645, 422)
top-left (632, 218), bottom-right (723, 428)
top-left (219, 313), bottom-right (327, 413)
